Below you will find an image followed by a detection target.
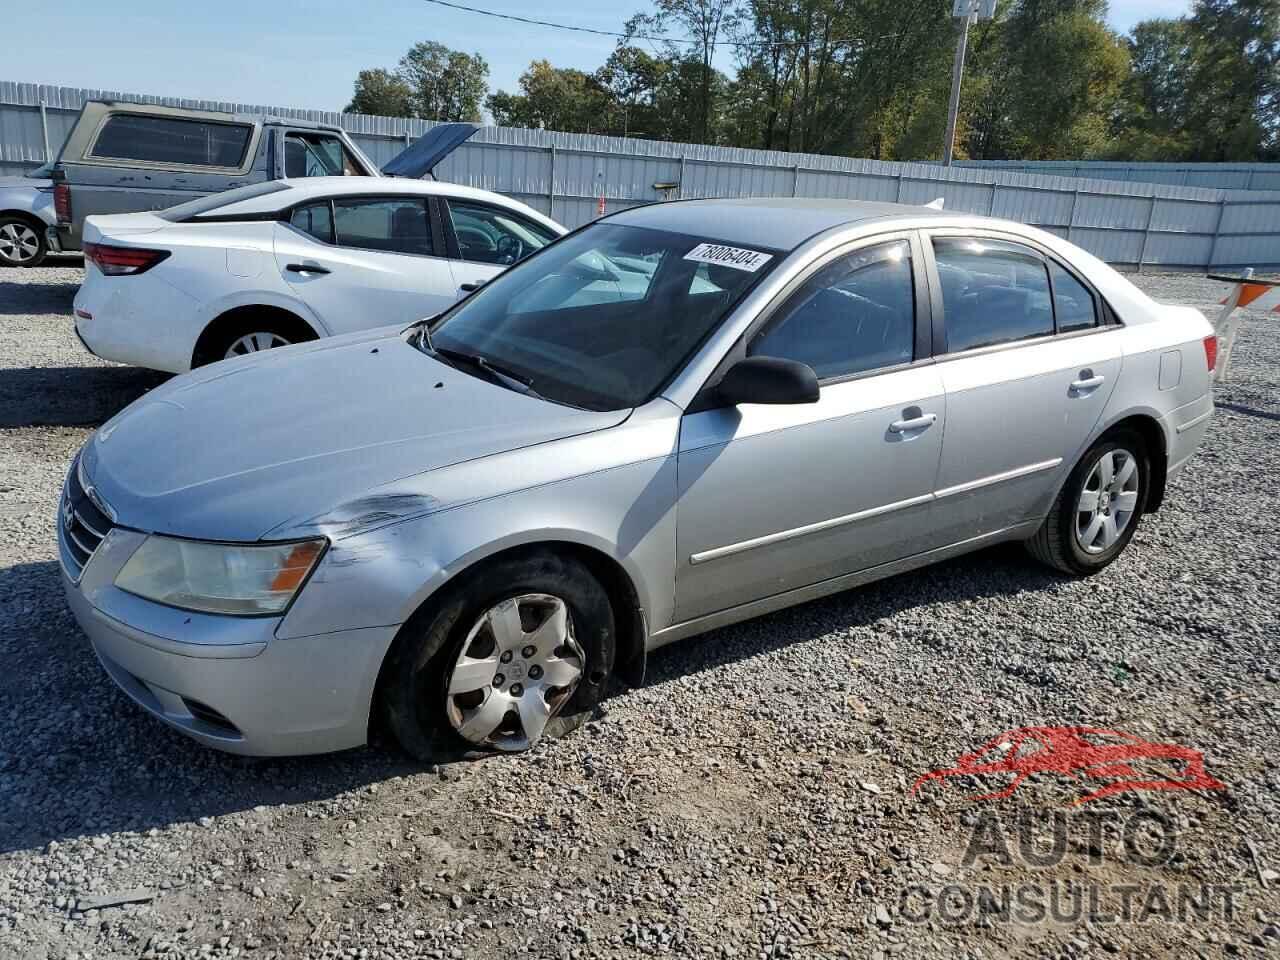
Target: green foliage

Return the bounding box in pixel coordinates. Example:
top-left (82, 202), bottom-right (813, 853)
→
top-left (345, 0), bottom-right (1280, 161)
top-left (345, 69), bottom-right (415, 118)
top-left (344, 42), bottom-right (488, 122)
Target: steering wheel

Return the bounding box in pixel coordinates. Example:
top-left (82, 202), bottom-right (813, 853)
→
top-left (496, 234), bottom-right (525, 265)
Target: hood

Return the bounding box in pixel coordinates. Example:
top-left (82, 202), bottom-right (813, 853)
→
top-left (81, 330), bottom-right (628, 541)
top-left (381, 123), bottom-right (478, 179)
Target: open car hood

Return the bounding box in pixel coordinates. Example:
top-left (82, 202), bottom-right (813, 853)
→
top-left (381, 123), bottom-right (479, 179)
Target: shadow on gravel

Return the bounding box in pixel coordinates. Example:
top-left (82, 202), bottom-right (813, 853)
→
top-left (0, 542), bottom-right (1058, 854)
top-left (647, 541), bottom-right (1062, 686)
top-left (0, 365), bottom-right (168, 427)
top-left (1215, 400), bottom-right (1280, 422)
top-left (0, 278), bottom-right (80, 315)
top-left (0, 560), bottom-right (414, 855)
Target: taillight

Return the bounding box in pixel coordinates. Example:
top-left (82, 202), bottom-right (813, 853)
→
top-left (1203, 334), bottom-right (1218, 372)
top-left (82, 242), bottom-right (170, 276)
top-left (53, 182), bottom-right (71, 224)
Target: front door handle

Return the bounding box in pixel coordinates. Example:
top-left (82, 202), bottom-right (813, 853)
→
top-left (286, 262), bottom-right (330, 275)
top-left (889, 412), bottom-right (938, 433)
top-left (1070, 370), bottom-right (1105, 393)
top-left (459, 282), bottom-right (482, 292)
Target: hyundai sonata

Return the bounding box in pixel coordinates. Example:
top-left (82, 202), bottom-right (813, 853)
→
top-left (60, 198), bottom-right (1215, 758)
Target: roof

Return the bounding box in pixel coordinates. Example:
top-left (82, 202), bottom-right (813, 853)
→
top-left (199, 177), bottom-right (565, 233)
top-left (607, 197), bottom-right (945, 251)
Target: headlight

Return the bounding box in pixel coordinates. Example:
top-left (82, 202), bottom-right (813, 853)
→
top-left (114, 536), bottom-right (326, 616)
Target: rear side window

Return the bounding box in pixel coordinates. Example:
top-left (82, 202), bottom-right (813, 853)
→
top-left (933, 238), bottom-right (1053, 353)
top-left (750, 240), bottom-right (915, 380)
top-left (90, 114), bottom-right (252, 168)
top-left (333, 198), bottom-right (434, 256)
top-left (1050, 262), bottom-right (1098, 332)
top-left (290, 202), bottom-right (334, 243)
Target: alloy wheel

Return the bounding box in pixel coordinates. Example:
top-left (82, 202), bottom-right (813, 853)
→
top-left (444, 593), bottom-right (584, 752)
top-left (225, 331), bottom-right (292, 358)
top-left (1075, 447), bottom-right (1140, 554)
top-left (0, 222), bottom-right (40, 264)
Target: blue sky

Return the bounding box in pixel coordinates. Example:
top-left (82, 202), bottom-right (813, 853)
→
top-left (6, 0), bottom-right (1191, 115)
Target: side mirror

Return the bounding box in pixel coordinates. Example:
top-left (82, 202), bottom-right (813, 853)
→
top-left (717, 356), bottom-right (820, 406)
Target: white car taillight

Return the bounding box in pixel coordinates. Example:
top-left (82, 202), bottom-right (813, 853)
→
top-left (82, 242), bottom-right (170, 276)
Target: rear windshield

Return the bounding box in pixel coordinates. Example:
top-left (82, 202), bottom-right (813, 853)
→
top-left (159, 181), bottom-right (292, 222)
top-left (89, 114), bottom-right (252, 168)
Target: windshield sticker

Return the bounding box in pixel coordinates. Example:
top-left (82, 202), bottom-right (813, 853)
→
top-left (683, 243), bottom-right (773, 272)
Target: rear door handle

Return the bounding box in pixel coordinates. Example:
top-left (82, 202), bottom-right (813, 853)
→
top-left (286, 262), bottom-right (330, 275)
top-left (889, 413), bottom-right (937, 433)
top-left (1070, 371), bottom-right (1105, 393)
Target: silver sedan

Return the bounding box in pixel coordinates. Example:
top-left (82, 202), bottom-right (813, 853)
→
top-left (59, 198), bottom-right (1216, 758)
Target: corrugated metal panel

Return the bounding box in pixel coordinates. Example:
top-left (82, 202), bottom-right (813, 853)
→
top-left (6, 79), bottom-right (1280, 267)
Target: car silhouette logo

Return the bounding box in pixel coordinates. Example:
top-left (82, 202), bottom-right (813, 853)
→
top-left (911, 726), bottom-right (1227, 805)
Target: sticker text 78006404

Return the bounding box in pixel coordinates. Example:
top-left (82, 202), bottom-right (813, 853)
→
top-left (683, 243), bottom-right (773, 273)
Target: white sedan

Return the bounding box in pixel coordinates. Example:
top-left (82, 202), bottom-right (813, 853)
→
top-left (72, 178), bottom-right (565, 372)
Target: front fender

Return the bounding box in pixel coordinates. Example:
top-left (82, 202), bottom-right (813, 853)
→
top-left (276, 406), bottom-right (682, 642)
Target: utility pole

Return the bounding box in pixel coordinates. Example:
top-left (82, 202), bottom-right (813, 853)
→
top-left (943, 0), bottom-right (995, 166)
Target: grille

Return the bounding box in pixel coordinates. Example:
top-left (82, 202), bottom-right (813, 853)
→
top-left (60, 458), bottom-right (115, 580)
top-left (182, 698), bottom-right (241, 736)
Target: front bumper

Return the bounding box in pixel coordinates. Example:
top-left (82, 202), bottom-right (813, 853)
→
top-left (60, 516), bottom-right (398, 756)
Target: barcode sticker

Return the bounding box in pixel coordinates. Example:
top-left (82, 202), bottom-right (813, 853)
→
top-left (683, 243), bottom-right (773, 273)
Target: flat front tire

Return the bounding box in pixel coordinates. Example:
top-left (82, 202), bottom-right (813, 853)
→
top-left (380, 551), bottom-right (616, 762)
top-left (1026, 432), bottom-right (1150, 576)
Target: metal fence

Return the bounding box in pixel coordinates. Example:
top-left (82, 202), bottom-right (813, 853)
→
top-left (5, 79), bottom-right (1280, 270)
top-left (956, 159), bottom-right (1280, 192)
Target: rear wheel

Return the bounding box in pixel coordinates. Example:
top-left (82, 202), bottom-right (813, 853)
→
top-left (1026, 432), bottom-right (1150, 575)
top-left (380, 551), bottom-right (615, 762)
top-left (0, 216), bottom-right (47, 268)
top-left (194, 311), bottom-right (317, 367)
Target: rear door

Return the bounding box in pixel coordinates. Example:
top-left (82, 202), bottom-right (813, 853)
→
top-left (441, 198), bottom-right (561, 295)
top-left (924, 232), bottom-right (1121, 544)
top-left (272, 194), bottom-right (458, 335)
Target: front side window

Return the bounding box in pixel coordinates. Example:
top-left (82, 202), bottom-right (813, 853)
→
top-left (332, 198), bottom-right (433, 256)
top-left (1050, 262), bottom-right (1098, 333)
top-left (428, 223), bottom-right (778, 410)
top-left (933, 238), bottom-right (1053, 353)
top-left (284, 133), bottom-right (361, 178)
top-left (750, 240), bottom-right (915, 380)
top-left (447, 200), bottom-right (557, 266)
top-left (90, 114), bottom-right (252, 168)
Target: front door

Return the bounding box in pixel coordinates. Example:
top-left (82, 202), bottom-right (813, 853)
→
top-left (926, 234), bottom-right (1122, 544)
top-left (442, 198), bottom-right (560, 296)
top-left (272, 195), bottom-right (459, 335)
top-left (674, 237), bottom-right (946, 623)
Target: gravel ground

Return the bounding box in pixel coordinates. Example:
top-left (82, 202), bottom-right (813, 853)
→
top-left (1, 263), bottom-right (1277, 960)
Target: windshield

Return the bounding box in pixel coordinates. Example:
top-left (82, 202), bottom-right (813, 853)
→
top-left (428, 223), bottom-right (780, 410)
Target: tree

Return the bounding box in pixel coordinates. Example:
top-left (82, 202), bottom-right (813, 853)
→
top-left (486, 61), bottom-right (612, 133)
top-left (595, 46), bottom-right (670, 137)
top-left (627, 0), bottom-right (741, 141)
top-left (345, 69), bottom-right (415, 117)
top-left (1182, 0), bottom-right (1280, 160)
top-left (396, 41), bottom-right (490, 121)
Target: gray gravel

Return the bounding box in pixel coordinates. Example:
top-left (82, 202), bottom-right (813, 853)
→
top-left (1, 264), bottom-right (1278, 959)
